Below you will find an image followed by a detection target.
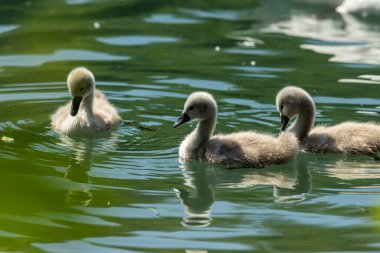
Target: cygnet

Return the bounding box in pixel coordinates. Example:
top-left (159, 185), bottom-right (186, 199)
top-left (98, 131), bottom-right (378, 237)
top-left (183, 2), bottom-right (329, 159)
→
top-left (51, 67), bottom-right (122, 136)
top-left (276, 86), bottom-right (380, 160)
top-left (173, 92), bottom-right (299, 168)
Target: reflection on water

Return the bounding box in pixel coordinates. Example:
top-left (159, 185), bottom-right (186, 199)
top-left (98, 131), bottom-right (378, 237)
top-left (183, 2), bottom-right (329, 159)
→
top-left (177, 159), bottom-right (312, 228)
top-left (316, 158), bottom-right (380, 180)
top-left (175, 162), bottom-right (214, 228)
top-left (57, 132), bottom-right (120, 206)
top-left (2, 0), bottom-right (380, 252)
top-left (251, 0), bottom-right (380, 66)
top-left (60, 137), bottom-right (94, 206)
top-left (337, 0), bottom-right (380, 17)
top-left (219, 161), bottom-right (312, 203)
top-left (300, 14), bottom-right (380, 66)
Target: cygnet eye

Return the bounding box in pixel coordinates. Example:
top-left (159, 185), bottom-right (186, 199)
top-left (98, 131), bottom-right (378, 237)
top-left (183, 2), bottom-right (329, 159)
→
top-left (280, 105), bottom-right (284, 110)
top-left (189, 106), bottom-right (194, 111)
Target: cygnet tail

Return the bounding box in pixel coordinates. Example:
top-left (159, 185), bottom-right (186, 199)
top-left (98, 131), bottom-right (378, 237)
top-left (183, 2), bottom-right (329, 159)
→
top-left (274, 132), bottom-right (299, 164)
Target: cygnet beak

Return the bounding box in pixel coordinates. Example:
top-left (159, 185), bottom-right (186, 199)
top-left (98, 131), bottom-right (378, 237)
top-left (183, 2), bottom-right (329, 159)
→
top-left (280, 115), bottom-right (290, 131)
top-left (173, 113), bottom-right (191, 128)
top-left (70, 96), bottom-right (83, 116)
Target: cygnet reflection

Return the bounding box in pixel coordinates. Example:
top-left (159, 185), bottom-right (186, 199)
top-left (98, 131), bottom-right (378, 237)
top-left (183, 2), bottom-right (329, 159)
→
top-left (57, 132), bottom-right (119, 206)
top-left (63, 137), bottom-right (94, 206)
top-left (175, 162), bottom-right (215, 228)
top-left (219, 162), bottom-right (311, 203)
top-left (314, 158), bottom-right (380, 180)
top-left (176, 159), bottom-right (311, 228)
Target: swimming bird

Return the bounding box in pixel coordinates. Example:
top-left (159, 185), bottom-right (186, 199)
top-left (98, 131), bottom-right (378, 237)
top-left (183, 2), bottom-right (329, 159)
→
top-left (276, 86), bottom-right (380, 160)
top-left (51, 67), bottom-right (122, 136)
top-left (173, 92), bottom-right (299, 168)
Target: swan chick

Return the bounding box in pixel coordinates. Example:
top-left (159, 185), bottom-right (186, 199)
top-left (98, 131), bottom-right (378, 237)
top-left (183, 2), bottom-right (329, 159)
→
top-left (51, 67), bottom-right (122, 136)
top-left (173, 92), bottom-right (299, 168)
top-left (276, 86), bottom-right (380, 160)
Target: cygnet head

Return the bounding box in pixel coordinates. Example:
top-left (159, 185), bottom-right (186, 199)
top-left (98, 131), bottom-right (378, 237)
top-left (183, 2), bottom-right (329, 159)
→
top-left (276, 86), bottom-right (315, 131)
top-left (67, 67), bottom-right (95, 116)
top-left (173, 92), bottom-right (217, 128)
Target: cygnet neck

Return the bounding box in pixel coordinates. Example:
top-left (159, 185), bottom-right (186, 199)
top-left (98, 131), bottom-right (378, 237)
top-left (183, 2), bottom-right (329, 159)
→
top-left (80, 91), bottom-right (94, 116)
top-left (193, 110), bottom-right (217, 148)
top-left (289, 97), bottom-right (315, 140)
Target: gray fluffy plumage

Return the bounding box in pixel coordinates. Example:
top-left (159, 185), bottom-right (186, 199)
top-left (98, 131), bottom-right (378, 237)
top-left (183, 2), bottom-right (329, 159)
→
top-left (174, 92), bottom-right (299, 168)
top-left (276, 86), bottom-right (380, 160)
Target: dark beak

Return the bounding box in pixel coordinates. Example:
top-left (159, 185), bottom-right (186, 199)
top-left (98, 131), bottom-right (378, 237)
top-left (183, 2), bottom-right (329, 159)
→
top-left (173, 113), bottom-right (191, 128)
top-left (70, 96), bottom-right (83, 116)
top-left (280, 115), bottom-right (290, 131)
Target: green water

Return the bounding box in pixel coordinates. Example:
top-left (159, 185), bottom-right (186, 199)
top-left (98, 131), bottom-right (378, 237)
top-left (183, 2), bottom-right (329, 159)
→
top-left (1, 0), bottom-right (380, 252)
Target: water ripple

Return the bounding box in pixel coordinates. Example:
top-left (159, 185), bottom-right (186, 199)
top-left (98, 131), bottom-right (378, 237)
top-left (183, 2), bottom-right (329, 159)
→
top-left (144, 13), bottom-right (201, 24)
top-left (226, 66), bottom-right (294, 78)
top-left (0, 24), bottom-right (18, 34)
top-left (75, 206), bottom-right (158, 219)
top-left (85, 234), bottom-right (251, 251)
top-left (33, 241), bottom-right (134, 253)
top-left (0, 49), bottom-right (129, 68)
top-left (226, 48), bottom-right (282, 56)
top-left (97, 35), bottom-right (179, 46)
top-left (314, 96), bottom-right (380, 105)
top-left (179, 8), bottom-right (243, 21)
top-left (156, 77), bottom-right (236, 91)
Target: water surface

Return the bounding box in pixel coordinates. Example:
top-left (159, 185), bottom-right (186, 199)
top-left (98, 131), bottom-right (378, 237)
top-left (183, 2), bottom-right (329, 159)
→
top-left (1, 0), bottom-right (380, 252)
